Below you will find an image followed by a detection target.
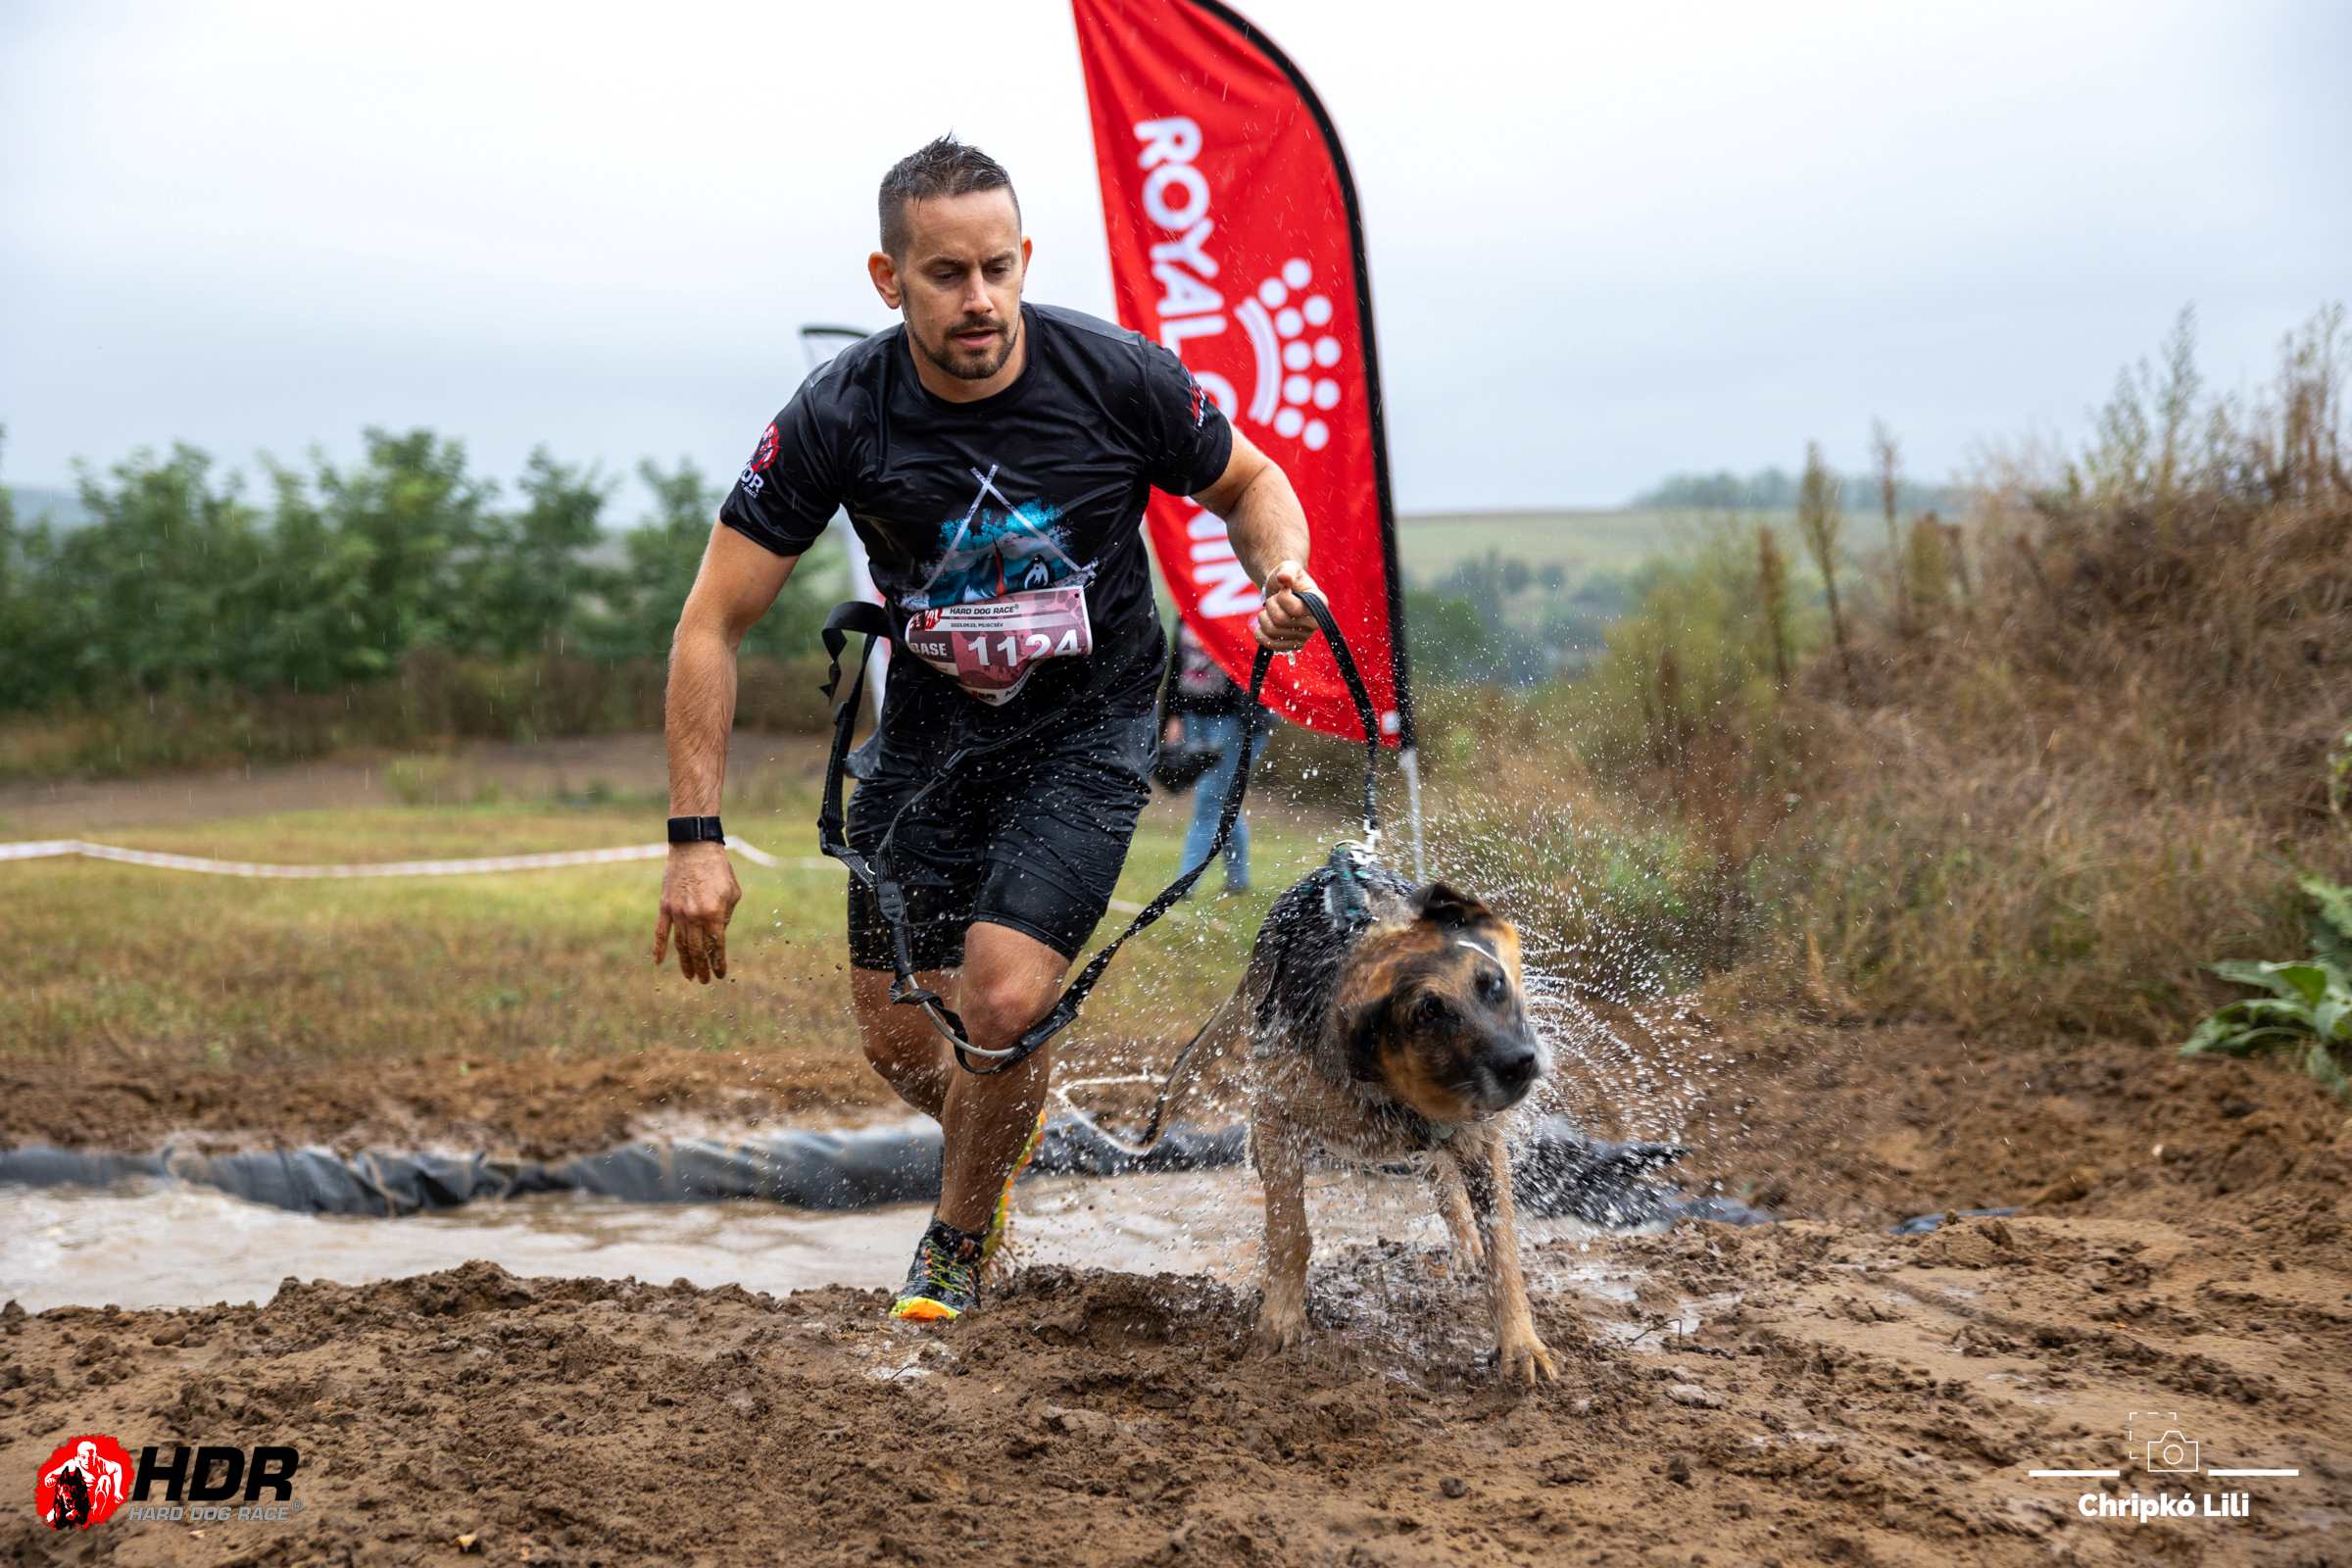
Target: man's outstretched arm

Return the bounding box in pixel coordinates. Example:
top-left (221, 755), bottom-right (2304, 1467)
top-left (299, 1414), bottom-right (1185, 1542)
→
top-left (1192, 426), bottom-right (1321, 651)
top-left (656, 523), bottom-right (798, 983)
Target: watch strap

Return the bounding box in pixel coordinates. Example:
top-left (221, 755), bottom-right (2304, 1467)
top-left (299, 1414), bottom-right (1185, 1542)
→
top-left (666, 815), bottom-right (725, 845)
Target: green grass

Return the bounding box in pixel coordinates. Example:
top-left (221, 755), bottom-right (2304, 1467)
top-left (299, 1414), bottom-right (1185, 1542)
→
top-left (0, 791), bottom-right (1332, 1070)
top-left (1393, 508), bottom-right (1837, 647)
top-left (1395, 508), bottom-right (1723, 584)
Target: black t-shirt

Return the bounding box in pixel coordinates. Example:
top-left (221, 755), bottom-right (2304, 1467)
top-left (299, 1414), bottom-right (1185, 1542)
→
top-left (719, 303), bottom-right (1234, 729)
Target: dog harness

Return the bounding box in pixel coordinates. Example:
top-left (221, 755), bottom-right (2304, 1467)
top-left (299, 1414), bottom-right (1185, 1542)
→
top-left (1252, 848), bottom-right (1412, 1038)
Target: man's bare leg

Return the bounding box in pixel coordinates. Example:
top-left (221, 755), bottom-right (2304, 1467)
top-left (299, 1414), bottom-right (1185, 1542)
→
top-left (852, 965), bottom-right (956, 1120)
top-left (933, 921), bottom-right (1066, 1234)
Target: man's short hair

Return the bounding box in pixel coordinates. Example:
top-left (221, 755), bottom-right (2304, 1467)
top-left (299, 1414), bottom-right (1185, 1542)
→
top-left (879, 135), bottom-right (1020, 259)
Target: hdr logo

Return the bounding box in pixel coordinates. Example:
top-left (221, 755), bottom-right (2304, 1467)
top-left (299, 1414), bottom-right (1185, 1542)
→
top-left (32, 1434), bottom-right (302, 1529)
top-left (738, 419), bottom-right (781, 498)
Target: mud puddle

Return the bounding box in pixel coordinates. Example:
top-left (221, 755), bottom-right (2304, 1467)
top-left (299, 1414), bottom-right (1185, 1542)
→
top-left (0, 1166), bottom-right (1651, 1315)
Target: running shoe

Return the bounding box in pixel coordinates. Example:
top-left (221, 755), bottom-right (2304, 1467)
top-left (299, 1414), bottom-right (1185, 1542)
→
top-left (890, 1219), bottom-right (985, 1322)
top-left (982, 1103), bottom-right (1050, 1274)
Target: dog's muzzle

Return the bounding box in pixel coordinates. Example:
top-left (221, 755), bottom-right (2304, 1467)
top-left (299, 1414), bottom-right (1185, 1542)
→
top-left (1470, 1035), bottom-right (1548, 1113)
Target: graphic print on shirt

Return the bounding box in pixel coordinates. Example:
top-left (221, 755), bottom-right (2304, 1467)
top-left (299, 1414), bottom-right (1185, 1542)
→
top-left (901, 465), bottom-right (1096, 705)
top-left (907, 465), bottom-right (1088, 609)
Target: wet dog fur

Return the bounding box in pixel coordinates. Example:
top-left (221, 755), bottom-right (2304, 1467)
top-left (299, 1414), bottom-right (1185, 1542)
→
top-left (1182, 870), bottom-right (1559, 1382)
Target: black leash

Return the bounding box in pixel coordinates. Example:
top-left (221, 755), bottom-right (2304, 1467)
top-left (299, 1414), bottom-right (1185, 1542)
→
top-left (817, 590), bottom-right (1383, 1075)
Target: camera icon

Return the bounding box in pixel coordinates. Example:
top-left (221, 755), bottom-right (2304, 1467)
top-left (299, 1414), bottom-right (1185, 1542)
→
top-left (2145, 1431), bottom-right (2200, 1474)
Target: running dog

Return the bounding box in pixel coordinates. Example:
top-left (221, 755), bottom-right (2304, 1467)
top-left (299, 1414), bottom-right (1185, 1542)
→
top-left (1176, 852), bottom-right (1558, 1382)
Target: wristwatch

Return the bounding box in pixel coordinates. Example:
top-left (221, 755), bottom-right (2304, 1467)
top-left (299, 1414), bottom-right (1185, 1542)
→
top-left (666, 816), bottom-right (725, 845)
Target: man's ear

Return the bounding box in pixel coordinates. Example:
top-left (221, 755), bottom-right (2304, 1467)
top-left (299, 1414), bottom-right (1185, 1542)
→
top-left (1414, 882), bottom-right (1493, 929)
top-left (868, 250), bottom-right (902, 311)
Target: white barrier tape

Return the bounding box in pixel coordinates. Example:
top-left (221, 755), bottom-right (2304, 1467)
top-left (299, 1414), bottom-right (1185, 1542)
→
top-left (2, 836), bottom-right (1155, 913)
top-left (0, 837), bottom-right (823, 879)
top-left (0, 840), bottom-right (82, 863)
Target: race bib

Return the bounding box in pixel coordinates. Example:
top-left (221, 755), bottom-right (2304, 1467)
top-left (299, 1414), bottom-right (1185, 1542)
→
top-left (902, 584), bottom-right (1094, 705)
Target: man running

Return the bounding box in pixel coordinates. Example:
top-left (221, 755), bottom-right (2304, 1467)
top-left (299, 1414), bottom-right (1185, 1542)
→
top-left (655, 135), bottom-right (1322, 1321)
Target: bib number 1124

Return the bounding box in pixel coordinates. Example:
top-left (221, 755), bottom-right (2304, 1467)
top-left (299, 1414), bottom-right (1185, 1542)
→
top-left (971, 630), bottom-right (1081, 666)
top-left (903, 582), bottom-right (1096, 706)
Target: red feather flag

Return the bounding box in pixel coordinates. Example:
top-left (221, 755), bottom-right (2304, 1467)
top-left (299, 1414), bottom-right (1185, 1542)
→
top-left (1070, 0), bottom-right (1414, 754)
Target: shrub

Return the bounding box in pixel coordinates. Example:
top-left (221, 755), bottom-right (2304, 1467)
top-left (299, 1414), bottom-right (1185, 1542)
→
top-left (1461, 304), bottom-right (2352, 1047)
top-left (2182, 876), bottom-right (2352, 1098)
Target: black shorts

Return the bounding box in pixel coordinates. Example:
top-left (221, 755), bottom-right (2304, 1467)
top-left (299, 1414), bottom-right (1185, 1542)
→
top-left (845, 697), bottom-right (1158, 972)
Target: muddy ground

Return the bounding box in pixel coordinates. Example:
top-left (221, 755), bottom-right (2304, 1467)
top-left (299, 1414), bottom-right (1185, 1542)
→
top-left (2, 1006), bottom-right (2342, 1230)
top-left (5, 1202), bottom-right (2347, 1566)
top-left (5, 1017), bottom-right (2349, 1564)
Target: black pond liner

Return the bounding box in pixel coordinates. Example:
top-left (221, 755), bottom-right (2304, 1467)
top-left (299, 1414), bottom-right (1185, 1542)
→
top-left (0, 1116), bottom-right (1776, 1231)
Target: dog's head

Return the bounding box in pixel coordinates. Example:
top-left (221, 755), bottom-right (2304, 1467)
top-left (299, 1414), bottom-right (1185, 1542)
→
top-left (1330, 882), bottom-right (1548, 1123)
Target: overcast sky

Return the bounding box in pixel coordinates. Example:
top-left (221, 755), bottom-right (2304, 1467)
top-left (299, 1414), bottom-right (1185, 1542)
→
top-left (3, 0), bottom-right (2345, 514)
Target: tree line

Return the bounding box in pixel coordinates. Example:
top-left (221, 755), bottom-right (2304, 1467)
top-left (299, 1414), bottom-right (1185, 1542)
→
top-left (1632, 465), bottom-right (1960, 515)
top-left (0, 428), bottom-right (831, 715)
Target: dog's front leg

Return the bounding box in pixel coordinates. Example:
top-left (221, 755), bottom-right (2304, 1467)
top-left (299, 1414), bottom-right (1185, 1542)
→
top-left (1251, 1111), bottom-right (1312, 1352)
top-left (1449, 1130), bottom-right (1557, 1384)
top-left (1425, 1154), bottom-right (1485, 1269)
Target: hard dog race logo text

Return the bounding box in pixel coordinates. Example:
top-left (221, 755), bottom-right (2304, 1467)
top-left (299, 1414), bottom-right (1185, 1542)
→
top-left (34, 1433), bottom-right (301, 1530)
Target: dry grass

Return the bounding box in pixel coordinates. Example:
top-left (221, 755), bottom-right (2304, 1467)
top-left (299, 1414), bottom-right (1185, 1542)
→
top-left (1782, 481), bottom-right (2352, 1039)
top-left (1783, 705), bottom-right (2313, 1038)
top-left (0, 795), bottom-right (1327, 1072)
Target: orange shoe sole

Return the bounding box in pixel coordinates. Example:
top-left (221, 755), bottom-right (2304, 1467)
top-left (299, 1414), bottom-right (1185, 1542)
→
top-left (889, 1296), bottom-right (962, 1322)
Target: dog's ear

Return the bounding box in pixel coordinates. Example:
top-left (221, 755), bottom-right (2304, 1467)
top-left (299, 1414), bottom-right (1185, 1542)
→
top-left (1413, 881), bottom-right (1493, 929)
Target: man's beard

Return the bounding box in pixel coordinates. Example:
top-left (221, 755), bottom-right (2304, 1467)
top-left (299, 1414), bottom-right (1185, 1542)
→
top-left (918, 312), bottom-right (1020, 382)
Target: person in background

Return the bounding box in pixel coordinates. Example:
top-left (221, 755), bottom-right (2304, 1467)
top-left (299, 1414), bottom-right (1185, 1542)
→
top-left (1162, 619), bottom-right (1259, 894)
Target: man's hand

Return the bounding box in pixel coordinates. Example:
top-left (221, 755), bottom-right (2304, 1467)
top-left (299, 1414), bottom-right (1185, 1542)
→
top-left (654, 842), bottom-right (741, 983)
top-left (1254, 561), bottom-right (1323, 652)
top-left (658, 523), bottom-right (796, 987)
top-left (1194, 431), bottom-right (1313, 645)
